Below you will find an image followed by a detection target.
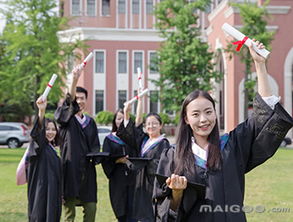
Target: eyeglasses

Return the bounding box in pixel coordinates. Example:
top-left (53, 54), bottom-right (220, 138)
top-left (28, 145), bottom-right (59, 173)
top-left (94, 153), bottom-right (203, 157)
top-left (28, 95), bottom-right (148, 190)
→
top-left (145, 122), bottom-right (160, 127)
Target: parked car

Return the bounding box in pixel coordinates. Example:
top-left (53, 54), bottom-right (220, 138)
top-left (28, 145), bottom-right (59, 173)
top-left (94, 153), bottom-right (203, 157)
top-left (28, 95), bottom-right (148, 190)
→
top-left (0, 122), bottom-right (30, 148)
top-left (97, 126), bottom-right (112, 146)
top-left (280, 137), bottom-right (292, 147)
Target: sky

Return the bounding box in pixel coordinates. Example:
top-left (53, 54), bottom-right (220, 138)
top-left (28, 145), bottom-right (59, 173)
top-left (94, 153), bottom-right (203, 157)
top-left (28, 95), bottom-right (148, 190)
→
top-left (0, 3), bottom-right (5, 33)
top-left (0, 1), bottom-right (59, 33)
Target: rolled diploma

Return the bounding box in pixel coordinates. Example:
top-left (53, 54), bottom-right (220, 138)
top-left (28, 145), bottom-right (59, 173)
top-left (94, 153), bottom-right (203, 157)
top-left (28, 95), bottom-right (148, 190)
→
top-left (81, 52), bottom-right (94, 67)
top-left (42, 74), bottom-right (58, 100)
top-left (124, 88), bottom-right (149, 105)
top-left (222, 23), bottom-right (270, 59)
top-left (137, 67), bottom-right (143, 90)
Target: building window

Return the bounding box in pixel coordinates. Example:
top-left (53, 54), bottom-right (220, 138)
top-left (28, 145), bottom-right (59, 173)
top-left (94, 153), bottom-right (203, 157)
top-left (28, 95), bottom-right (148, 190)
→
top-left (87, 0), bottom-right (96, 16)
top-left (118, 0), bottom-right (126, 14)
top-left (72, 0), bottom-right (81, 15)
top-left (132, 0), bottom-right (139, 14)
top-left (118, 52), bottom-right (127, 74)
top-left (149, 52), bottom-right (158, 74)
top-left (95, 51), bottom-right (105, 73)
top-left (133, 90), bottom-right (138, 113)
top-left (134, 52), bottom-right (143, 74)
top-left (146, 0), bottom-right (153, 14)
top-left (95, 90), bottom-right (104, 113)
top-left (67, 54), bottom-right (74, 73)
top-left (102, 0), bottom-right (110, 16)
top-left (150, 90), bottom-right (159, 113)
top-left (118, 90), bottom-right (127, 109)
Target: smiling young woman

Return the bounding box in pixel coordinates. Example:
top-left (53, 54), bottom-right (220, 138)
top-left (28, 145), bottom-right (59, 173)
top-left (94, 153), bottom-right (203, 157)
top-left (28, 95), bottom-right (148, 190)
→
top-left (153, 41), bottom-right (293, 222)
top-left (117, 93), bottom-right (170, 222)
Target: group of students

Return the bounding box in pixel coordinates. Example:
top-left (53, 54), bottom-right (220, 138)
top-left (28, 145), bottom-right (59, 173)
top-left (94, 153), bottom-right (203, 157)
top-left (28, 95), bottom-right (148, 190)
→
top-left (19, 41), bottom-right (292, 222)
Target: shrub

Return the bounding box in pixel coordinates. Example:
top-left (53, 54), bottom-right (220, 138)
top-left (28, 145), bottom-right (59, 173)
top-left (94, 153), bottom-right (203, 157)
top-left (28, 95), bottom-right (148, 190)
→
top-left (159, 112), bottom-right (171, 125)
top-left (95, 111), bottom-right (114, 125)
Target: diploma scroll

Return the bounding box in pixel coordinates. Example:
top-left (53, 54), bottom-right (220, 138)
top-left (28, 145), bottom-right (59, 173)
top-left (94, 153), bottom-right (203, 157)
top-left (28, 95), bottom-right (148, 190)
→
top-left (137, 67), bottom-right (143, 91)
top-left (124, 88), bottom-right (149, 106)
top-left (222, 23), bottom-right (270, 59)
top-left (81, 52), bottom-right (94, 68)
top-left (42, 74), bottom-right (58, 100)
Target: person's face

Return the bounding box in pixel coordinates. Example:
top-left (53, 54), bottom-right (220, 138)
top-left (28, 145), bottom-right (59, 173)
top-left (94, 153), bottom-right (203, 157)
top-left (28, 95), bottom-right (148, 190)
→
top-left (115, 112), bottom-right (124, 129)
top-left (46, 122), bottom-right (57, 143)
top-left (76, 92), bottom-right (87, 112)
top-left (185, 96), bottom-right (217, 141)
top-left (145, 116), bottom-right (162, 138)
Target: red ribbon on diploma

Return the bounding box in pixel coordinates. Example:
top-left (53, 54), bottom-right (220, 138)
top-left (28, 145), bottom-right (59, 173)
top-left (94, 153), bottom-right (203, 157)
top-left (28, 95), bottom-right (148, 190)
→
top-left (47, 83), bottom-right (52, 88)
top-left (233, 36), bottom-right (248, 51)
top-left (135, 95), bottom-right (139, 100)
top-left (83, 61), bottom-right (87, 66)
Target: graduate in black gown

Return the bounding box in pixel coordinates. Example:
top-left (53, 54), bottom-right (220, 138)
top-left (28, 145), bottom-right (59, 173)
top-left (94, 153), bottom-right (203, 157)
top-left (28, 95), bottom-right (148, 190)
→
top-left (54, 65), bottom-right (100, 222)
top-left (153, 41), bottom-right (293, 222)
top-left (26, 96), bottom-right (62, 222)
top-left (117, 93), bottom-right (170, 222)
top-left (101, 109), bottom-right (137, 222)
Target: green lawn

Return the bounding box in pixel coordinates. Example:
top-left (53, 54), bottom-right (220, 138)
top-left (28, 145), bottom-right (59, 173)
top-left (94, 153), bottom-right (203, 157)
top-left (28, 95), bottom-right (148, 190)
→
top-left (0, 148), bottom-right (292, 221)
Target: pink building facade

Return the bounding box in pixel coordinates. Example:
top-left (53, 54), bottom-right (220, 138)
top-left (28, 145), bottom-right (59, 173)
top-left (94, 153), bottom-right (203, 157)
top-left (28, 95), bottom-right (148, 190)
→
top-left (59, 0), bottom-right (293, 133)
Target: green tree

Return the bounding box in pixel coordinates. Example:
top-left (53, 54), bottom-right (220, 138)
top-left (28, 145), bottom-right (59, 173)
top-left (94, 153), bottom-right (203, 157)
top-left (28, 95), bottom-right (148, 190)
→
top-left (226, 0), bottom-right (274, 119)
top-left (0, 0), bottom-right (85, 121)
top-left (153, 0), bottom-right (222, 112)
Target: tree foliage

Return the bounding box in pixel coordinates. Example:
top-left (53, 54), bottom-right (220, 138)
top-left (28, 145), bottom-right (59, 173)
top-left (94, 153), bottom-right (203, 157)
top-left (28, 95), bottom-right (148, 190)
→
top-left (0, 0), bottom-right (85, 121)
top-left (95, 111), bottom-right (114, 125)
top-left (153, 0), bottom-right (222, 112)
top-left (226, 0), bottom-right (274, 118)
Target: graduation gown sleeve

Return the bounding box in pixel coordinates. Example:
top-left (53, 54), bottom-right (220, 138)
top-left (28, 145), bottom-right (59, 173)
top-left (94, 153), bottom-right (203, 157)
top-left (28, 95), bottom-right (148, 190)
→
top-left (153, 147), bottom-right (176, 222)
top-left (228, 93), bottom-right (293, 173)
top-left (29, 117), bottom-right (46, 157)
top-left (101, 137), bottom-right (116, 178)
top-left (54, 93), bottom-right (80, 126)
top-left (117, 119), bottom-right (146, 155)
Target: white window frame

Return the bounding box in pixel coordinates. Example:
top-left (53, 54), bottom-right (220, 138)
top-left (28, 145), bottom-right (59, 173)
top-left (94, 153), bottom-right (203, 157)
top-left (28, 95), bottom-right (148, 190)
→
top-left (94, 49), bottom-right (106, 74)
top-left (132, 50), bottom-right (144, 75)
top-left (86, 0), bottom-right (97, 16)
top-left (149, 90), bottom-right (160, 113)
top-left (117, 0), bottom-right (126, 14)
top-left (100, 0), bottom-right (111, 16)
top-left (94, 89), bottom-right (105, 114)
top-left (148, 50), bottom-right (159, 75)
top-left (116, 50), bottom-right (129, 74)
top-left (117, 90), bottom-right (128, 110)
top-left (146, 0), bottom-right (153, 15)
top-left (71, 0), bottom-right (82, 16)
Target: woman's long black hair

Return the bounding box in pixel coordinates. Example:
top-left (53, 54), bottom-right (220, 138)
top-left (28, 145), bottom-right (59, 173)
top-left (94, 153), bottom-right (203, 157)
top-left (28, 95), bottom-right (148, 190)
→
top-left (112, 109), bottom-right (124, 132)
top-left (45, 118), bottom-right (59, 147)
top-left (174, 90), bottom-right (221, 177)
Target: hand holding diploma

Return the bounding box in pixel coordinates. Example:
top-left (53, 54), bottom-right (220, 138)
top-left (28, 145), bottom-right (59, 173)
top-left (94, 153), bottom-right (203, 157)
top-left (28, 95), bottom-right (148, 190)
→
top-left (249, 39), bottom-right (266, 64)
top-left (222, 23), bottom-right (270, 58)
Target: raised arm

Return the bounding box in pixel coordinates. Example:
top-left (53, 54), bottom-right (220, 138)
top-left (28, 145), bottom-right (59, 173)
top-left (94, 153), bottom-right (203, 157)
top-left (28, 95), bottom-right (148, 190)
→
top-left (135, 95), bottom-right (143, 127)
top-left (30, 96), bottom-right (47, 150)
top-left (249, 40), bottom-right (272, 97)
top-left (69, 65), bottom-right (83, 100)
top-left (36, 96), bottom-right (47, 125)
top-left (123, 101), bottom-right (131, 123)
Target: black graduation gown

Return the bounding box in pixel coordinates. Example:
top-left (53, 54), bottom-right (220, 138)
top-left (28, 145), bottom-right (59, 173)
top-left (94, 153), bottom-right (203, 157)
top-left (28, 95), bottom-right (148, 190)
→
top-left (54, 94), bottom-right (100, 202)
top-left (153, 93), bottom-right (293, 222)
top-left (26, 117), bottom-right (62, 222)
top-left (101, 134), bottom-right (136, 219)
top-left (117, 119), bottom-right (170, 221)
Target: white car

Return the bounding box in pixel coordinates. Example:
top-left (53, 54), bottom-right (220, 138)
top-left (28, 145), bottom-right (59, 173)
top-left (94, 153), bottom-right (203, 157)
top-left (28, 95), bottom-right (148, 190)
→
top-left (97, 126), bottom-right (112, 146)
top-left (0, 122), bottom-right (30, 148)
